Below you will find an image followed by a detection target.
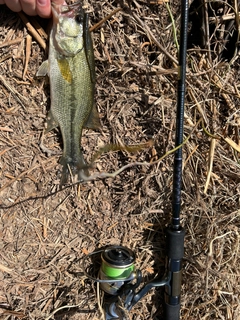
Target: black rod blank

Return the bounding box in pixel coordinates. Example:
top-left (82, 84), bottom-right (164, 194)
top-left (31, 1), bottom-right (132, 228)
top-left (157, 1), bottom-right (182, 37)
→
top-left (164, 1), bottom-right (189, 319)
top-left (172, 0), bottom-right (189, 229)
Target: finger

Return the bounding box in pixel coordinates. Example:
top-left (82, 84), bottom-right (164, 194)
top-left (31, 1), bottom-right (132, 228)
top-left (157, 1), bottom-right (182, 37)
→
top-left (20, 0), bottom-right (36, 15)
top-left (51, 0), bottom-right (65, 5)
top-left (0, 1), bottom-right (6, 4)
top-left (2, 0), bottom-right (22, 12)
top-left (36, 0), bottom-right (51, 18)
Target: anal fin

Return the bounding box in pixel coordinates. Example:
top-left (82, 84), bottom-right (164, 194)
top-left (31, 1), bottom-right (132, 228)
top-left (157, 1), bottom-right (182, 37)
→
top-left (45, 109), bottom-right (59, 133)
top-left (84, 104), bottom-right (101, 130)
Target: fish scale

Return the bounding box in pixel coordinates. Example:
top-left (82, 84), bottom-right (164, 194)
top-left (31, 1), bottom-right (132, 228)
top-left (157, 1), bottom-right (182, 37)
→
top-left (50, 52), bottom-right (93, 176)
top-left (37, 2), bottom-right (100, 184)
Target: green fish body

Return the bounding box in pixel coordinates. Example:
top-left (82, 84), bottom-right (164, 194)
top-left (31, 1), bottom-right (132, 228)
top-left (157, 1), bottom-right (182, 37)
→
top-left (37, 2), bottom-right (100, 184)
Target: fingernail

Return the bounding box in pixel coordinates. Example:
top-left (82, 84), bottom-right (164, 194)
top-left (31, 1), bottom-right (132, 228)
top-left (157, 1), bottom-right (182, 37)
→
top-left (37, 0), bottom-right (47, 6)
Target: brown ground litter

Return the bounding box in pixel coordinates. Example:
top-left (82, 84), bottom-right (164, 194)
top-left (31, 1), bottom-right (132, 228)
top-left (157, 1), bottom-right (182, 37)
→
top-left (0, 0), bottom-right (240, 319)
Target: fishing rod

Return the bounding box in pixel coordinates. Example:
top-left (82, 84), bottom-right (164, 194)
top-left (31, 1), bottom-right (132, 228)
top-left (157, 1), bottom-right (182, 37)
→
top-left (164, 0), bottom-right (189, 316)
top-left (83, 1), bottom-right (189, 319)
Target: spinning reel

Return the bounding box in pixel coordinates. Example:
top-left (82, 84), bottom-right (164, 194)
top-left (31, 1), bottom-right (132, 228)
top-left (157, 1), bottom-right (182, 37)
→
top-left (83, 238), bottom-right (184, 319)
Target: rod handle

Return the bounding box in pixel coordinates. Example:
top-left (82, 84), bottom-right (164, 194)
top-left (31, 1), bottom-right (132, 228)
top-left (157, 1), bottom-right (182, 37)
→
top-left (166, 226), bottom-right (185, 260)
top-left (164, 226), bottom-right (185, 320)
top-left (164, 302), bottom-right (181, 320)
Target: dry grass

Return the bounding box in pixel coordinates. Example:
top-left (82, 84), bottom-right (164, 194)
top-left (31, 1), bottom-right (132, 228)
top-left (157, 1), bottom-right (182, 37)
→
top-left (0, 0), bottom-right (240, 319)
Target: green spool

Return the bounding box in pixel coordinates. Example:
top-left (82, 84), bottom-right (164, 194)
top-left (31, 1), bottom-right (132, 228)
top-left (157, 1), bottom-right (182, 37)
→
top-left (101, 245), bottom-right (135, 279)
top-left (101, 261), bottom-right (135, 279)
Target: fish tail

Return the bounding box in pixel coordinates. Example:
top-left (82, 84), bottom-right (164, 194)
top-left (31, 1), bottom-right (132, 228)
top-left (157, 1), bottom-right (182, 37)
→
top-left (60, 162), bottom-right (69, 186)
top-left (59, 153), bottom-right (89, 185)
top-left (76, 153), bottom-right (89, 182)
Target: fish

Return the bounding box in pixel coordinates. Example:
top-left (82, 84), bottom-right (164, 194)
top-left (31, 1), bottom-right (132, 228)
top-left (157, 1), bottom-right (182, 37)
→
top-left (37, 2), bottom-right (100, 184)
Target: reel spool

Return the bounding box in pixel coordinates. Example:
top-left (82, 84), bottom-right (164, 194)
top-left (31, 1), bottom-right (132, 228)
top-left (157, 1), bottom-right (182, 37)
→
top-left (99, 245), bottom-right (136, 295)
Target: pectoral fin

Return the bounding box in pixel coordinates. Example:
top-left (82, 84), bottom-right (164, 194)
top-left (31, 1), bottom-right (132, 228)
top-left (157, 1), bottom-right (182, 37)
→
top-left (84, 104), bottom-right (101, 129)
top-left (36, 60), bottom-right (49, 77)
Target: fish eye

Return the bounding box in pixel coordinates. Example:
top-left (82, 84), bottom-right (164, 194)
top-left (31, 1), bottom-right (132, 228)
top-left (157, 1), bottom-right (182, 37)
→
top-left (75, 14), bottom-right (83, 24)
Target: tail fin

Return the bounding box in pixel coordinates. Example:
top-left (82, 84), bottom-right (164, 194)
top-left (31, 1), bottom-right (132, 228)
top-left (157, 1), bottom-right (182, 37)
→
top-left (59, 155), bottom-right (89, 185)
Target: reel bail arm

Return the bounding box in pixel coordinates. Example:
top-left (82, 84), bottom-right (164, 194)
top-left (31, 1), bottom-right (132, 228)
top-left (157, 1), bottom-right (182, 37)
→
top-left (104, 270), bottom-right (170, 319)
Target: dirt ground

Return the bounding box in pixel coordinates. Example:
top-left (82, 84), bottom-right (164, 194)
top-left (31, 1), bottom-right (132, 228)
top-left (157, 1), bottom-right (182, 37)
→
top-left (0, 0), bottom-right (240, 319)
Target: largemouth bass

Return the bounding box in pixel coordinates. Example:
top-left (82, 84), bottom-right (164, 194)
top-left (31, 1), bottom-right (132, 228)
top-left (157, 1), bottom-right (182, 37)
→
top-left (37, 2), bottom-right (100, 184)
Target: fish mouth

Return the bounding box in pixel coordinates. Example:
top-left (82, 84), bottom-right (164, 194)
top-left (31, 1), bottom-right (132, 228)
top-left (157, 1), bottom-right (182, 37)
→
top-left (52, 1), bottom-right (83, 22)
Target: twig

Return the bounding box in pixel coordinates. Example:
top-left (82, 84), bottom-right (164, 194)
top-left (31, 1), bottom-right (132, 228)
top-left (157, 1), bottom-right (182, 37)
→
top-left (183, 145), bottom-right (198, 170)
top-left (149, 0), bottom-right (169, 3)
top-left (224, 137), bottom-right (240, 153)
top-left (208, 231), bottom-right (233, 266)
top-left (165, 2), bottom-right (179, 52)
top-left (30, 17), bottom-right (48, 39)
top-left (97, 283), bottom-right (105, 320)
top-left (0, 310), bottom-right (25, 318)
top-left (18, 12), bottom-right (46, 50)
top-left (0, 74), bottom-right (29, 109)
top-left (129, 61), bottom-right (177, 74)
top-left (131, 12), bottom-right (178, 65)
top-left (201, 119), bottom-right (220, 140)
top-left (230, 0), bottom-right (240, 64)
top-left (188, 88), bottom-right (208, 124)
top-left (203, 0), bottom-right (211, 62)
top-left (44, 302), bottom-right (84, 320)
top-left (0, 126), bottom-right (13, 132)
top-left (0, 263), bottom-right (14, 274)
top-left (0, 38), bottom-right (22, 48)
top-left (204, 137), bottom-right (216, 194)
top-left (43, 216), bottom-right (48, 239)
top-left (80, 133), bottom-right (193, 182)
top-left (91, 140), bottom-right (153, 163)
top-left (211, 74), bottom-right (236, 110)
top-left (0, 53), bottom-right (12, 63)
top-left (206, 231), bottom-right (233, 292)
top-left (209, 12), bottom-right (240, 23)
top-left (23, 34), bottom-right (32, 80)
top-left (0, 157), bottom-right (57, 193)
top-left (0, 147), bottom-right (15, 156)
top-left (90, 7), bottom-right (122, 32)
top-left (202, 59), bottom-right (236, 110)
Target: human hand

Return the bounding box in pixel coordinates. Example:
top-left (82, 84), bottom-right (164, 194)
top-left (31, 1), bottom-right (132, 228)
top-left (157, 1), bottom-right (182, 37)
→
top-left (0, 0), bottom-right (64, 18)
